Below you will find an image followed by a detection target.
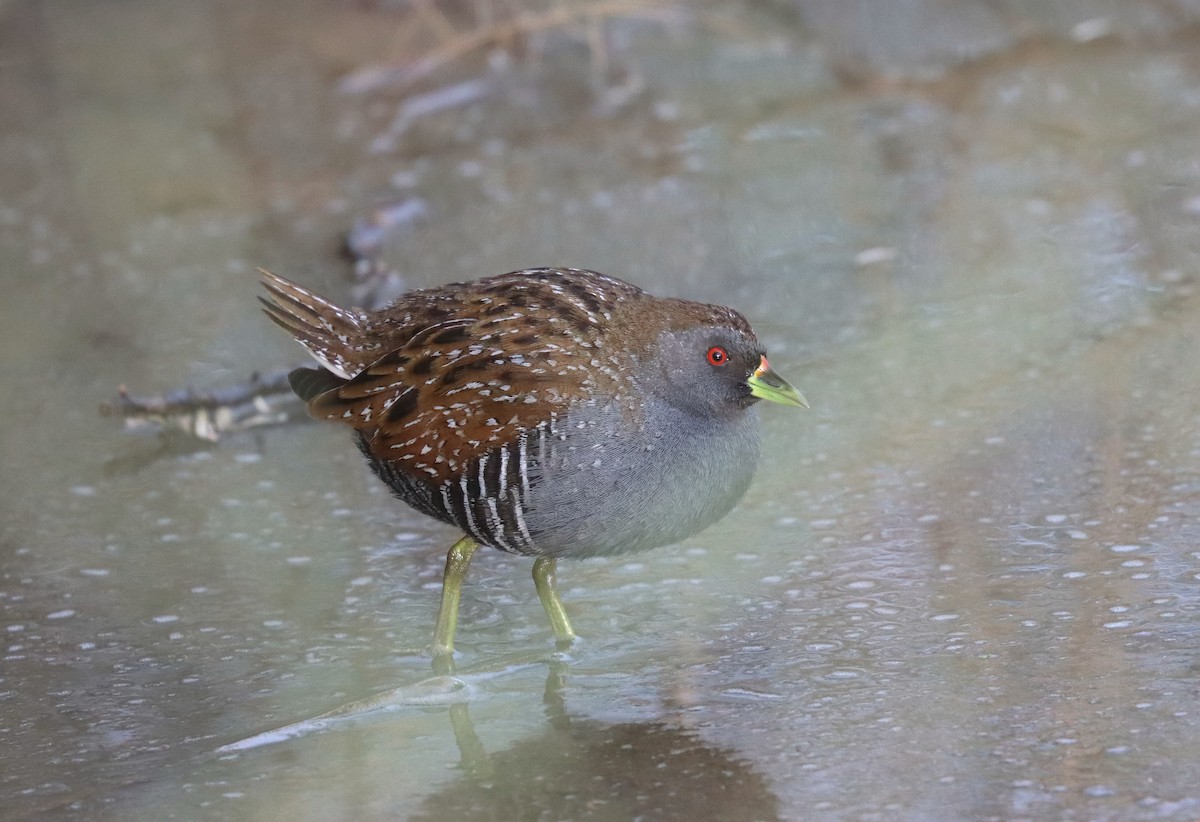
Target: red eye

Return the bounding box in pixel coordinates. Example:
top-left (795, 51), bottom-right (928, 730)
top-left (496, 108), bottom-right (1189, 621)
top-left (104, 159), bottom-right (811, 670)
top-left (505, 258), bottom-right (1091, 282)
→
top-left (706, 346), bottom-right (729, 366)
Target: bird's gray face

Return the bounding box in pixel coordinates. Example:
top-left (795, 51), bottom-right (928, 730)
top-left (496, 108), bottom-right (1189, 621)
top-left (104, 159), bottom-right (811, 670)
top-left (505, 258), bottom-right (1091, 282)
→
top-left (643, 326), bottom-right (806, 420)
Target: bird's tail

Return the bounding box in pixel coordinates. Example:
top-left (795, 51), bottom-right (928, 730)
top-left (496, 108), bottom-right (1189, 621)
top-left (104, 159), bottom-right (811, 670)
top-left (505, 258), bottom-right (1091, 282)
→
top-left (258, 269), bottom-right (372, 380)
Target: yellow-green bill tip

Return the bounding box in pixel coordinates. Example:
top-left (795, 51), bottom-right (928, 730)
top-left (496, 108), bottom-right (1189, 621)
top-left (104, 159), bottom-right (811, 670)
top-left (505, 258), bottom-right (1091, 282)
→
top-left (747, 356), bottom-right (808, 408)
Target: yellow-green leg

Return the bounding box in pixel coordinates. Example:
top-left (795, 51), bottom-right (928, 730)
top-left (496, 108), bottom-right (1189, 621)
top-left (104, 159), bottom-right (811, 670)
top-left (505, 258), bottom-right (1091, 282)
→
top-left (432, 536), bottom-right (480, 657)
top-left (532, 557), bottom-right (576, 644)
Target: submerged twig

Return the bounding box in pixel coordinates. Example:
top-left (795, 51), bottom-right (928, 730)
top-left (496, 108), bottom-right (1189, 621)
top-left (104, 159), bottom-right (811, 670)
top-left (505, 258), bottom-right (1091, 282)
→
top-left (100, 368), bottom-right (303, 442)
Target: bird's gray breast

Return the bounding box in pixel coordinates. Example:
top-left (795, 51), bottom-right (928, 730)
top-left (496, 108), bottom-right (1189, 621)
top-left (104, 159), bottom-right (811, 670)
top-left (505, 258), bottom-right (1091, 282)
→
top-left (519, 398), bottom-right (763, 558)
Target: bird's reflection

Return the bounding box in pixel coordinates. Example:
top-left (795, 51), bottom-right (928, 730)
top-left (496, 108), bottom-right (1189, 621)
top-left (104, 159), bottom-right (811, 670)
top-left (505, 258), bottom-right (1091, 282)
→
top-left (215, 648), bottom-right (781, 821)
top-left (419, 657), bottom-right (782, 822)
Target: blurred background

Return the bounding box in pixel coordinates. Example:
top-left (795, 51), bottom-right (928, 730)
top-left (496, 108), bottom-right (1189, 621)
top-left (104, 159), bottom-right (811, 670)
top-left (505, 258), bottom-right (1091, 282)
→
top-left (3, 1), bottom-right (1200, 819)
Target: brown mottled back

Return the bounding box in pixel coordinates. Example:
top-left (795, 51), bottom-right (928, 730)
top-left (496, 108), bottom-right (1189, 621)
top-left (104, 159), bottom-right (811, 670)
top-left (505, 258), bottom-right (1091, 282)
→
top-left (261, 267), bottom-right (750, 485)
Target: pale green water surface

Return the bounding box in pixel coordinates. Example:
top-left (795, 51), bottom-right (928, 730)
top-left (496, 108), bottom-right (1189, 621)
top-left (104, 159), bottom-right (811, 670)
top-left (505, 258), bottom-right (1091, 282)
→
top-left (3, 2), bottom-right (1200, 820)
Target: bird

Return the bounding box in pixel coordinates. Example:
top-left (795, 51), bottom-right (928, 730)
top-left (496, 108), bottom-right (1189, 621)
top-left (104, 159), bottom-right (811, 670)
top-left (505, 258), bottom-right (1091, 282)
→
top-left (259, 266), bottom-right (806, 656)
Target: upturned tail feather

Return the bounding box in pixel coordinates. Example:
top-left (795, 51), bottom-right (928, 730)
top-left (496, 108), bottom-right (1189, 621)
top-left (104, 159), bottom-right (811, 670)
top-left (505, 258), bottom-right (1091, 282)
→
top-left (288, 367), bottom-right (346, 402)
top-left (258, 269), bottom-right (369, 380)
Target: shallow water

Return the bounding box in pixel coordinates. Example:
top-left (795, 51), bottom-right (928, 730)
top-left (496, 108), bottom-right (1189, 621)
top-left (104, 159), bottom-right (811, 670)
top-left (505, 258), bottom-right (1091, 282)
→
top-left (4, 2), bottom-right (1200, 819)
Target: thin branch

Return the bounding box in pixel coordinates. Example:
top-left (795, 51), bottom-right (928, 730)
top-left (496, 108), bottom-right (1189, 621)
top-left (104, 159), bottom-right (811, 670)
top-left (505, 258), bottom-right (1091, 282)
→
top-left (410, 0), bottom-right (460, 43)
top-left (100, 368), bottom-right (303, 441)
top-left (339, 0), bottom-right (687, 95)
top-left (585, 8), bottom-right (609, 90)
